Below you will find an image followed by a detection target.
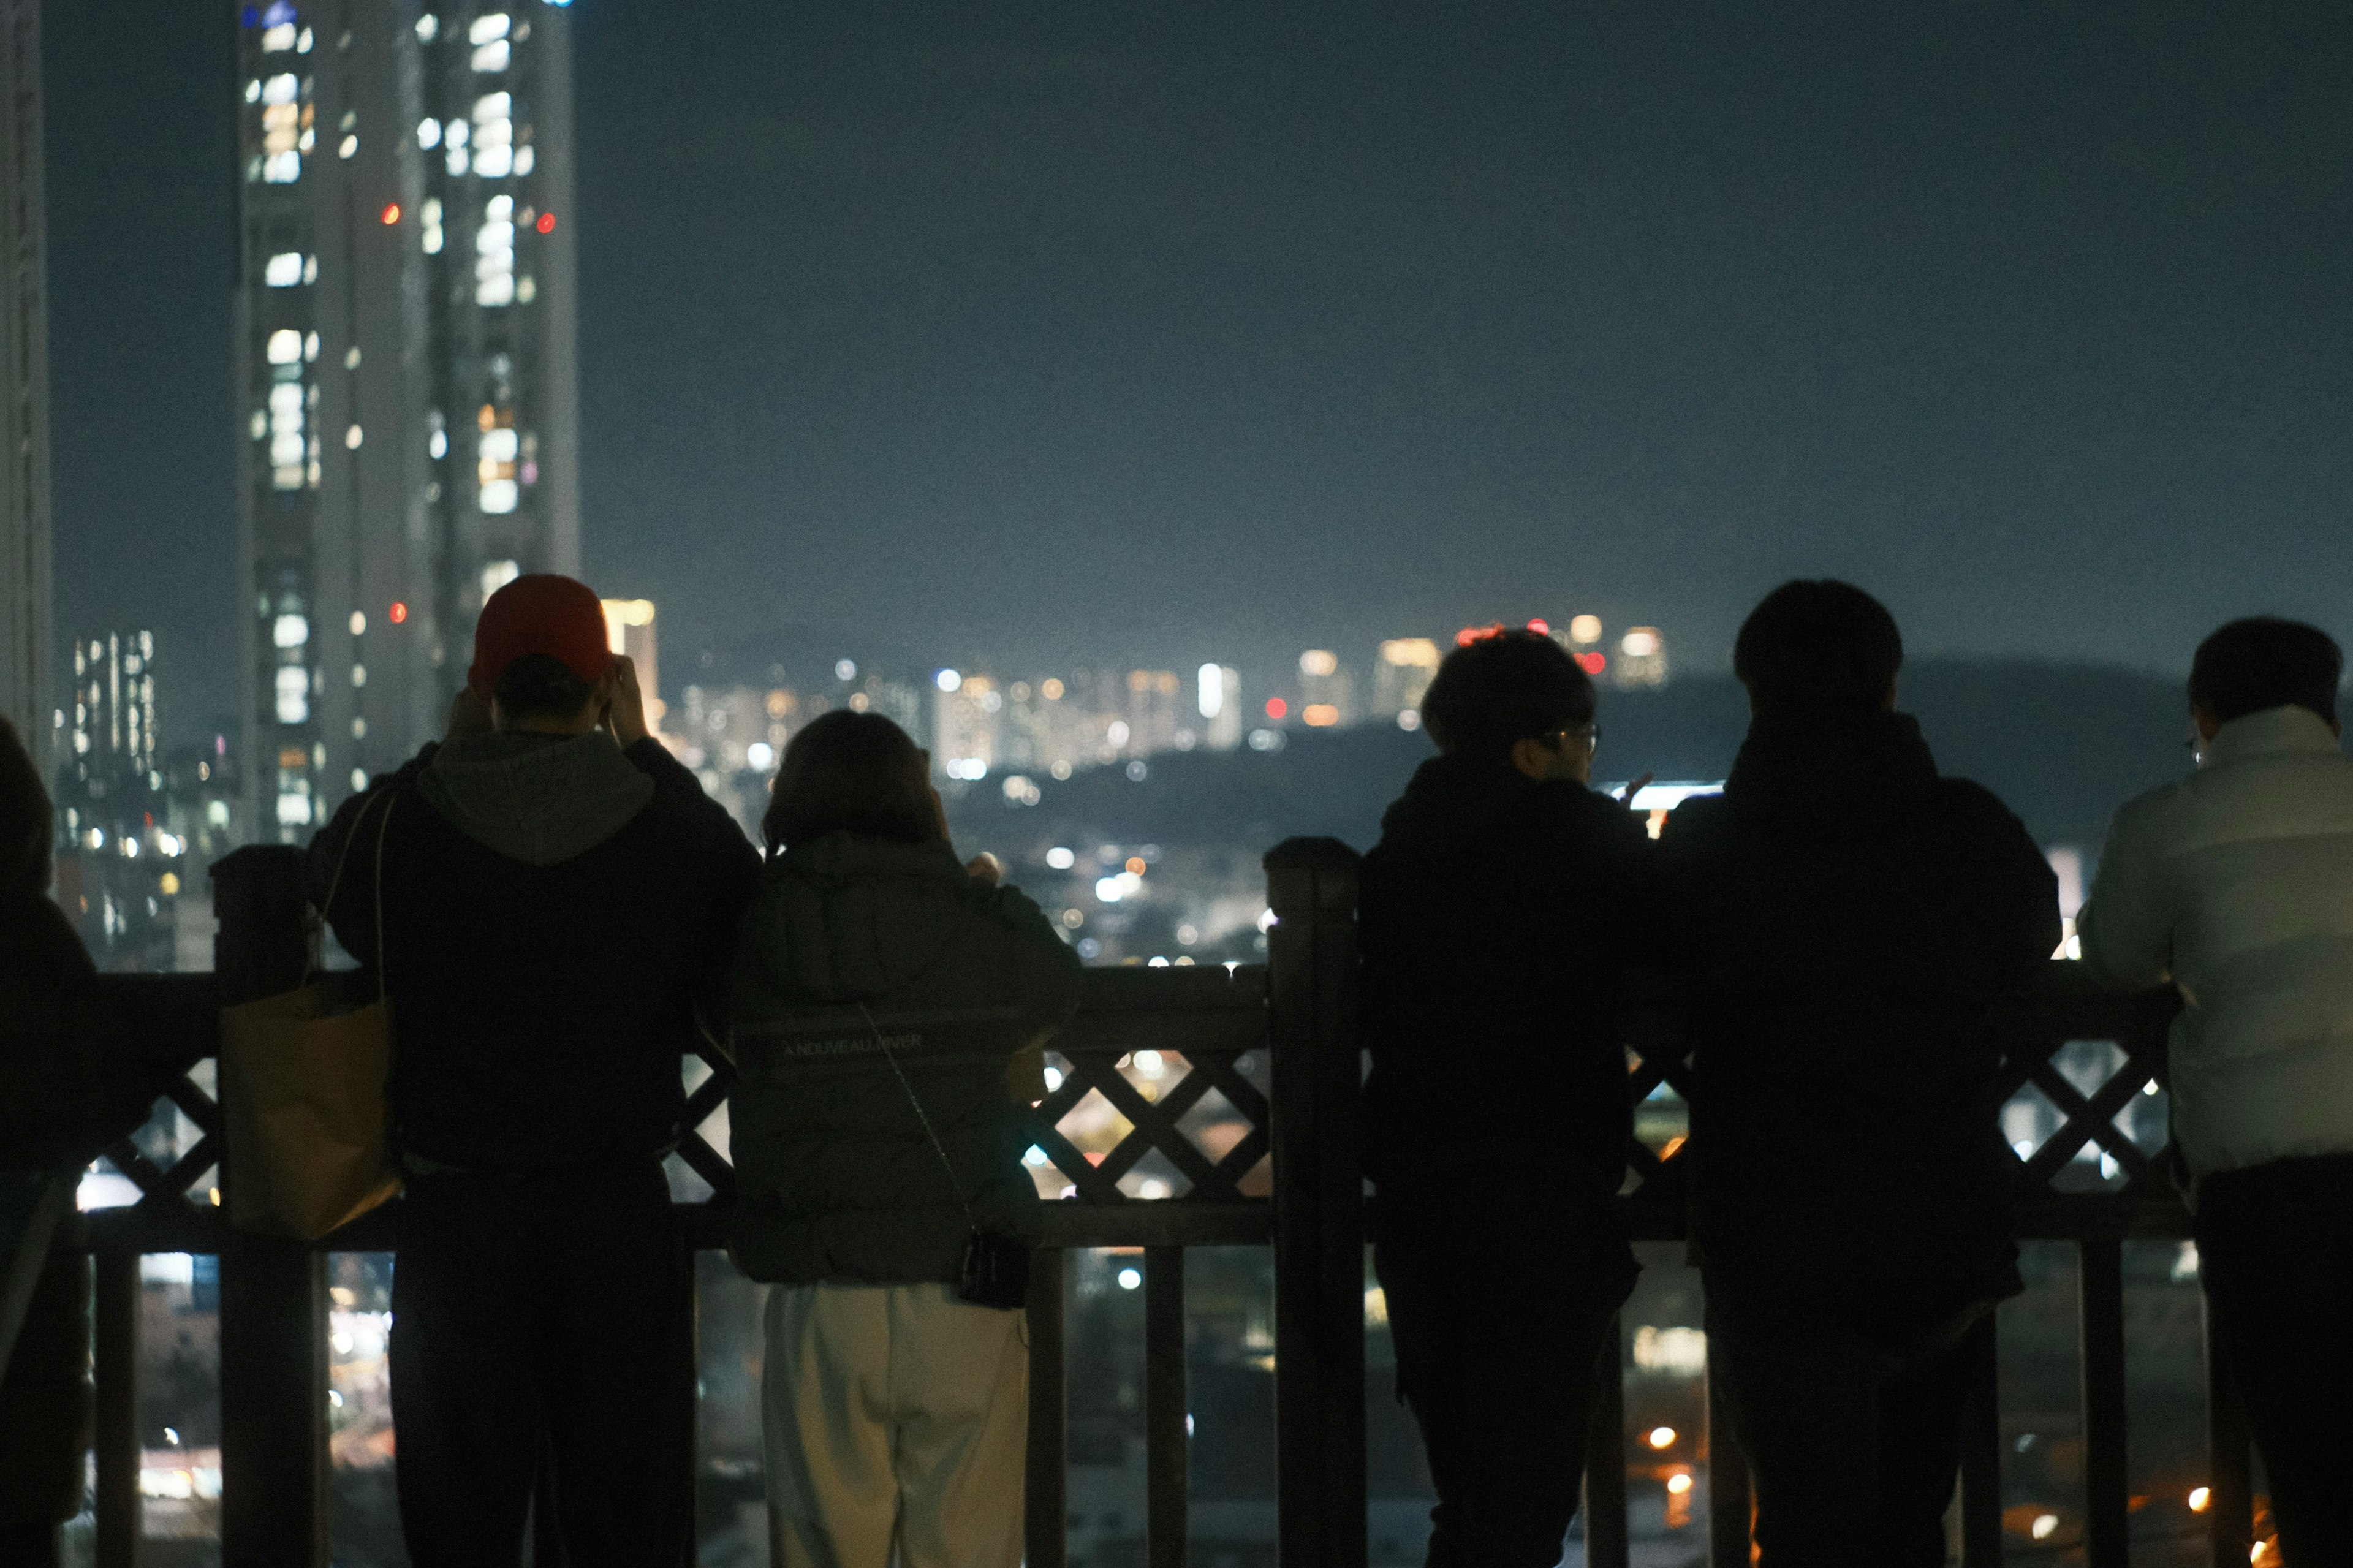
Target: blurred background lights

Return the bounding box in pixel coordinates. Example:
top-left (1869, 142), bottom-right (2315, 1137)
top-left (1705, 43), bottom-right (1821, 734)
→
top-left (1569, 613), bottom-right (1603, 645)
top-left (934, 668), bottom-right (961, 692)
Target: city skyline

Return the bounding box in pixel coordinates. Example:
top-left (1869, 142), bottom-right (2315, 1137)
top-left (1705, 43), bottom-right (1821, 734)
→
top-left (37, 1), bottom-right (2353, 740)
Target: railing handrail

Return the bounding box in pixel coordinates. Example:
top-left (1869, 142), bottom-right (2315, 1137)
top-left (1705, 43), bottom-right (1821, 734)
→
top-left (59, 841), bottom-right (2241, 1568)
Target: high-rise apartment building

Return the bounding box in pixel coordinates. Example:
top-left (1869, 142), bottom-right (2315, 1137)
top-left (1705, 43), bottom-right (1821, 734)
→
top-left (1196, 664), bottom-right (1241, 751)
top-left (1297, 649), bottom-right (1355, 728)
top-left (1372, 639), bottom-right (1439, 727)
top-left (1615, 626), bottom-right (1669, 688)
top-left (0, 0), bottom-right (50, 751)
top-left (234, 1), bottom-right (580, 842)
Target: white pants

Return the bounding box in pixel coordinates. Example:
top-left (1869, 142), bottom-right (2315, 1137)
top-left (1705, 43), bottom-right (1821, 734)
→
top-left (762, 1281), bottom-right (1028, 1568)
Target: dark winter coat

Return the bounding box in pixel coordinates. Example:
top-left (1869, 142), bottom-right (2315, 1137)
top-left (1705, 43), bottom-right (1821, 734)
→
top-left (1658, 711), bottom-right (2059, 1335)
top-left (1357, 755), bottom-right (1654, 1206)
top-left (309, 729), bottom-right (761, 1172)
top-left (726, 832), bottom-right (1083, 1286)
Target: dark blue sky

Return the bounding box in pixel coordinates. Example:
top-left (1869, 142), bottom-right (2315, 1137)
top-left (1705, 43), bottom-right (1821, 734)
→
top-left (48, 1), bottom-right (2353, 737)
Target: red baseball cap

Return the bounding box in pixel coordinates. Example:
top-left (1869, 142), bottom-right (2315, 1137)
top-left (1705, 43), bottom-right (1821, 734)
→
top-left (469, 574), bottom-right (615, 696)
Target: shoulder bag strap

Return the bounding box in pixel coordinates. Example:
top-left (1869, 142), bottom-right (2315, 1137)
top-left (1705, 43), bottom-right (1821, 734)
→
top-left (858, 1001), bottom-right (976, 1223)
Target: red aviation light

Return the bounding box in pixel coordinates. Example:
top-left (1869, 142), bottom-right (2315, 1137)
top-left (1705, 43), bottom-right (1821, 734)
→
top-left (1526, 618), bottom-right (1550, 635)
top-left (1265, 697), bottom-right (1289, 721)
top-left (536, 212), bottom-right (556, 234)
top-left (388, 601), bottom-right (410, 624)
top-left (381, 203), bottom-right (402, 225)
top-left (1576, 652), bottom-right (1605, 675)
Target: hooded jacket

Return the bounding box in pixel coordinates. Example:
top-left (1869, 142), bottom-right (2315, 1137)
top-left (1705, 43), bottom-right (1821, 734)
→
top-left (726, 832), bottom-right (1083, 1286)
top-left (309, 730), bottom-right (760, 1172)
top-left (2077, 704), bottom-right (2353, 1176)
top-left (1659, 712), bottom-right (2058, 1333)
top-left (1357, 755), bottom-right (1653, 1201)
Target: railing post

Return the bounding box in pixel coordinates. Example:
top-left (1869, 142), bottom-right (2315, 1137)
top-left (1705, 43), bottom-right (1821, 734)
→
top-left (2078, 1233), bottom-right (2129, 1568)
top-left (1025, 1248), bottom-right (1069, 1568)
top-left (1583, 1314), bottom-right (1629, 1568)
top-left (1705, 1360), bottom-right (1752, 1568)
top-left (1144, 1245), bottom-right (1188, 1568)
top-left (211, 847), bottom-right (330, 1567)
top-left (92, 1244), bottom-right (140, 1568)
top-left (1265, 837), bottom-right (1366, 1568)
top-left (1958, 1311), bottom-right (2003, 1568)
top-left (2203, 1293), bottom-right (2254, 1568)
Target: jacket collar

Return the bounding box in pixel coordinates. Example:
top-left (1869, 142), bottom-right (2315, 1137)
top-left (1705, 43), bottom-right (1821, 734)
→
top-left (2202, 705), bottom-right (2346, 768)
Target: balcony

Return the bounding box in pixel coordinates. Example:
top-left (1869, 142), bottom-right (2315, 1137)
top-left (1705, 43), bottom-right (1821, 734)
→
top-left (48, 838), bottom-right (2241, 1567)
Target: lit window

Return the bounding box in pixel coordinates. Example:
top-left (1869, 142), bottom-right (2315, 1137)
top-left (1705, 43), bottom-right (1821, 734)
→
top-left (351, 665), bottom-right (366, 687)
top-left (479, 478), bottom-right (519, 513)
top-left (445, 147), bottom-right (469, 176)
top-left (476, 219), bottom-right (515, 256)
top-left (471, 40), bottom-right (509, 72)
top-left (472, 144), bottom-right (512, 178)
top-left (261, 23), bottom-right (297, 51)
top-left (469, 13), bottom-right (511, 44)
top-left (479, 427), bottom-right (518, 464)
top-left (265, 329), bottom-right (303, 364)
top-left (447, 118), bottom-right (469, 150)
top-left (475, 273), bottom-right (515, 306)
top-left (480, 561), bottom-right (520, 597)
top-left (250, 410), bottom-right (267, 439)
top-left (269, 384), bottom-right (302, 420)
top-left (306, 331), bottom-right (320, 360)
top-left (262, 73), bottom-right (298, 105)
top-left (349, 610), bottom-right (366, 635)
top-left (275, 668), bottom-right (310, 723)
top-left (273, 464), bottom-right (306, 492)
top-left (428, 429), bottom-right (447, 458)
top-left (513, 146), bottom-right (535, 176)
top-left (264, 251), bottom-right (305, 286)
top-left (296, 26), bottom-right (312, 51)
top-left (344, 425), bottom-right (363, 449)
top-left (273, 613), bottom-right (309, 649)
top-left (472, 93), bottom-right (512, 125)
top-left (415, 118), bottom-right (441, 149)
top-left (415, 14), bottom-right (439, 42)
top-left (276, 792), bottom-right (313, 825)
top-left (338, 134), bottom-right (357, 159)
top-left (350, 768), bottom-right (368, 792)
top-left (263, 151), bottom-right (301, 183)
top-left (271, 433), bottom-right (306, 466)
top-left (515, 276), bottom-right (536, 303)
top-left (244, 78), bottom-right (262, 103)
top-left (344, 346), bottom-right (361, 369)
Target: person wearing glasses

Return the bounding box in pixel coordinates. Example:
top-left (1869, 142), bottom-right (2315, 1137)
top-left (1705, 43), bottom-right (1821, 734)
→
top-left (1656, 581), bottom-right (2057, 1568)
top-left (1357, 627), bottom-right (1651, 1568)
top-left (2075, 617), bottom-right (2353, 1566)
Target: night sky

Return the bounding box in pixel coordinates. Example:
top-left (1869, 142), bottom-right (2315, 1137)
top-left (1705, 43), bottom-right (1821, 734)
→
top-left (45, 1), bottom-right (2353, 738)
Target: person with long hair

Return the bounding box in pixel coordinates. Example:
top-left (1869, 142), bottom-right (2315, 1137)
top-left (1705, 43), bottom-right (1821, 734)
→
top-left (728, 710), bottom-right (1080, 1568)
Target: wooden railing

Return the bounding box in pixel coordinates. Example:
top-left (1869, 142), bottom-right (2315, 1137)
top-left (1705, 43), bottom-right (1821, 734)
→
top-left (66, 838), bottom-right (2244, 1568)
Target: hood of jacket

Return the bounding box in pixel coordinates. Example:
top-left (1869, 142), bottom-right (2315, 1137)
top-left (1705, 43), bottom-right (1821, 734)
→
top-left (417, 730), bottom-right (656, 866)
top-left (753, 832), bottom-right (983, 1003)
top-left (1724, 710), bottom-right (1939, 837)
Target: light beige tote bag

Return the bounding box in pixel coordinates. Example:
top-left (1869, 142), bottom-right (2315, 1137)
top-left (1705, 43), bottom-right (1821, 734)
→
top-left (218, 791), bottom-right (403, 1240)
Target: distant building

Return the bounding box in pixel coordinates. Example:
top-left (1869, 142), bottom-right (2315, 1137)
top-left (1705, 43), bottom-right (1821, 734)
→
top-left (598, 597), bottom-right (667, 732)
top-left (234, 1), bottom-right (582, 842)
top-left (53, 632), bottom-right (205, 972)
top-left (57, 632), bottom-right (162, 851)
top-left (1125, 670), bottom-right (1184, 755)
top-left (933, 669), bottom-right (1002, 781)
top-left (1298, 650), bottom-right (1355, 729)
top-left (1615, 627), bottom-right (1669, 689)
top-left (1373, 640), bottom-right (1439, 729)
top-left (1197, 664), bottom-right (1241, 751)
top-left (0, 0), bottom-right (50, 751)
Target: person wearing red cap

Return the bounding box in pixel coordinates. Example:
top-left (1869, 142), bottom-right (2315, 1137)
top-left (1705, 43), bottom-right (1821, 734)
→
top-left (307, 574), bottom-right (760, 1566)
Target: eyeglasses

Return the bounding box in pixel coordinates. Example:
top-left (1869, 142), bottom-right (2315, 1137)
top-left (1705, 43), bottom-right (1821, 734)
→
top-left (1547, 724), bottom-right (1599, 752)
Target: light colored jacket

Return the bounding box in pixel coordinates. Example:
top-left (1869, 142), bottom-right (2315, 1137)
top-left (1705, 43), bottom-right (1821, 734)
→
top-left (2077, 704), bottom-right (2353, 1176)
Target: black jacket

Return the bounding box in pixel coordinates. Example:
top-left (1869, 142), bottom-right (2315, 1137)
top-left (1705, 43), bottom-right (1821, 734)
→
top-left (309, 729), bottom-right (761, 1172)
top-left (1358, 756), bottom-right (1652, 1202)
top-left (1659, 712), bottom-right (2058, 1331)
